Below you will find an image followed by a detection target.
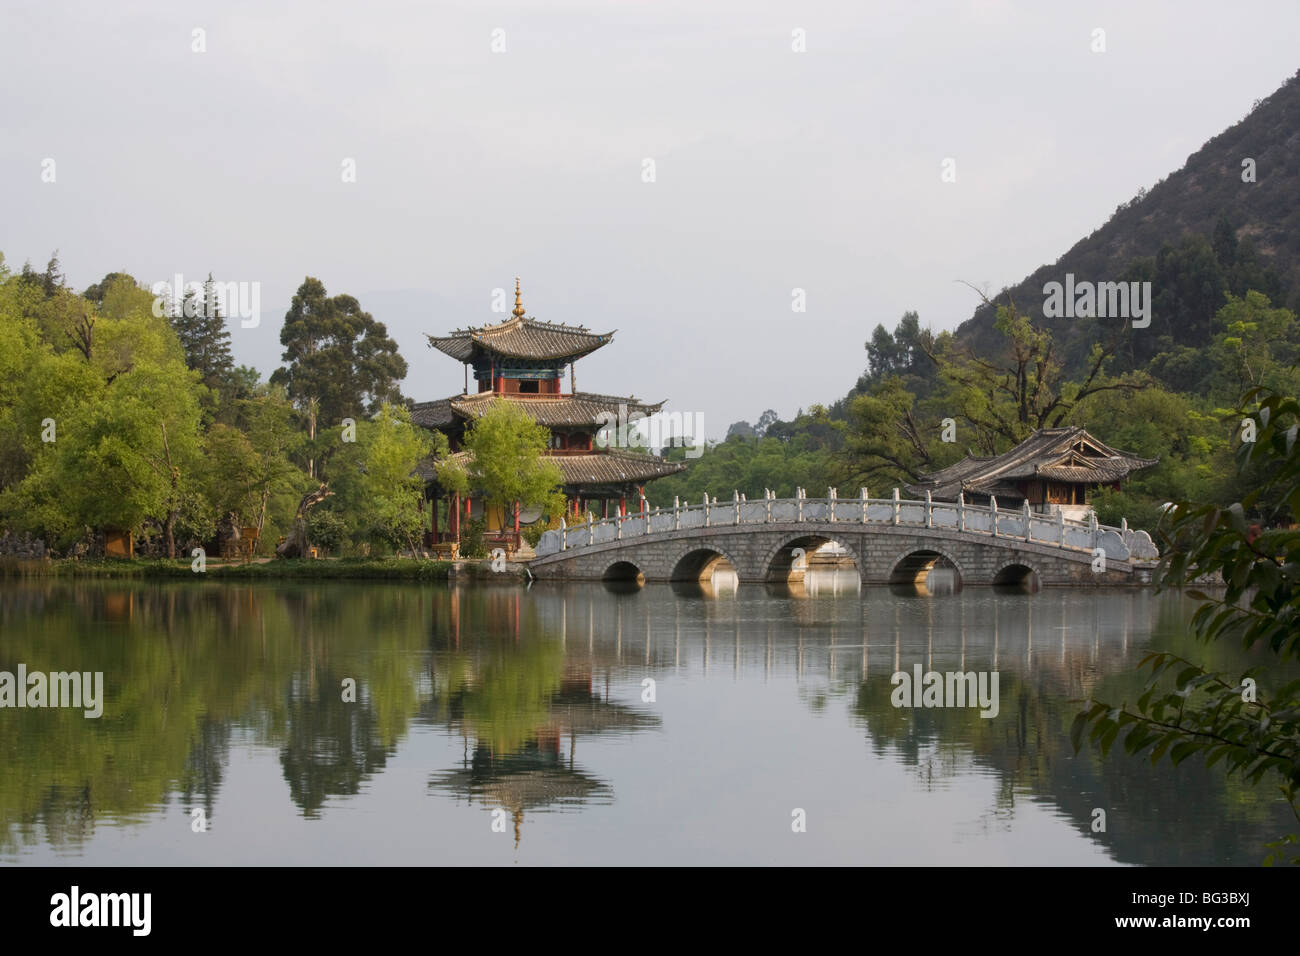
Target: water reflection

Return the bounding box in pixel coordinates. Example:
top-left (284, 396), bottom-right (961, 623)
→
top-left (424, 606), bottom-right (660, 845)
top-left (889, 567), bottom-right (959, 597)
top-left (0, 579), bottom-right (1292, 865)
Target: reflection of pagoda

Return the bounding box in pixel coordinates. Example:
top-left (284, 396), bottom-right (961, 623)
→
top-left (429, 741), bottom-right (609, 847)
top-left (428, 671), bottom-right (660, 847)
top-left (413, 280), bottom-right (685, 546)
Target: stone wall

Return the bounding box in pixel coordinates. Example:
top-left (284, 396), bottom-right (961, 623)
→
top-left (0, 531), bottom-right (48, 560)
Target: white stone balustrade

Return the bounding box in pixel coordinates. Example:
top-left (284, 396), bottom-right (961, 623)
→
top-left (535, 487), bottom-right (1157, 562)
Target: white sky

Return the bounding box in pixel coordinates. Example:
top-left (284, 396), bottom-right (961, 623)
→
top-left (3, 0), bottom-right (1297, 437)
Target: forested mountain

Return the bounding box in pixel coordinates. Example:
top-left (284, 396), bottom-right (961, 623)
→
top-left (956, 68), bottom-right (1300, 380)
top-left (690, 69), bottom-right (1300, 531)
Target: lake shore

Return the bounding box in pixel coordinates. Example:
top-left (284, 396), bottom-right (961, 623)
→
top-left (0, 556), bottom-right (531, 582)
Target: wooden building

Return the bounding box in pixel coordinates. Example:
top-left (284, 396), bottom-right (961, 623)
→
top-left (412, 280), bottom-right (685, 549)
top-left (904, 426), bottom-right (1157, 521)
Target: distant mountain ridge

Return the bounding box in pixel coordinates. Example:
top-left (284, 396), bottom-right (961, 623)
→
top-left (955, 67), bottom-right (1300, 374)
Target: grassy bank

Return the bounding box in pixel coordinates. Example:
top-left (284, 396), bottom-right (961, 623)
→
top-left (12, 557), bottom-right (462, 581)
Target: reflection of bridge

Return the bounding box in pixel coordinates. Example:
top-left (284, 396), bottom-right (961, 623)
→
top-left (531, 489), bottom-right (1159, 587)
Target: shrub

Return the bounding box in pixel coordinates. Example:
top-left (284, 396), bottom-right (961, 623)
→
top-left (521, 520), bottom-right (550, 548)
top-left (307, 508), bottom-right (347, 555)
top-left (459, 517), bottom-right (486, 558)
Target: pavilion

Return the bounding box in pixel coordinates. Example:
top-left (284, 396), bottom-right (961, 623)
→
top-left (412, 280), bottom-right (686, 550)
top-left (904, 426), bottom-right (1158, 521)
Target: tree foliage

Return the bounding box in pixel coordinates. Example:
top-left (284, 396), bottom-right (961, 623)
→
top-left (452, 401), bottom-right (563, 527)
top-left (1072, 384), bottom-right (1300, 863)
top-left (0, 257), bottom-right (417, 560)
top-left (269, 277), bottom-right (407, 475)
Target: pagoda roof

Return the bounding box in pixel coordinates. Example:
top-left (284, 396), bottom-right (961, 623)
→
top-left (428, 751), bottom-right (612, 812)
top-left (416, 448), bottom-right (686, 486)
top-left (410, 391), bottom-right (667, 430)
top-left (427, 314), bottom-right (614, 363)
top-left (551, 450), bottom-right (687, 485)
top-left (904, 426), bottom-right (1158, 500)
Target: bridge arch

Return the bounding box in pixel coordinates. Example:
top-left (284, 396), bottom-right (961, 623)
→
top-left (760, 533), bottom-right (865, 583)
top-left (888, 546), bottom-right (966, 590)
top-left (992, 559), bottom-right (1041, 591)
top-left (670, 544), bottom-right (742, 583)
top-left (601, 559), bottom-right (645, 585)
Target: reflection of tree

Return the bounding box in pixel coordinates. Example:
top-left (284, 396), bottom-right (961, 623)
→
top-left (849, 595), bottom-right (1298, 864)
top-left (27, 786), bottom-right (94, 848)
top-left (264, 585), bottom-right (431, 816)
top-left (427, 669), bottom-right (664, 846)
top-left (179, 717), bottom-right (230, 822)
top-left (0, 582), bottom-right (285, 850)
top-left (425, 591), bottom-right (662, 845)
top-left (21, 577), bottom-right (1279, 864)
top-left (279, 669), bottom-right (392, 818)
top-left (439, 640), bottom-right (567, 755)
top-left (0, 580), bottom-right (433, 846)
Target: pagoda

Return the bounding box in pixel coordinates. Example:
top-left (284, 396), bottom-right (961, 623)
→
top-left (413, 280), bottom-right (685, 550)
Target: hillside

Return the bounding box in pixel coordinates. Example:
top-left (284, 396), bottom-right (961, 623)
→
top-left (956, 67), bottom-right (1300, 377)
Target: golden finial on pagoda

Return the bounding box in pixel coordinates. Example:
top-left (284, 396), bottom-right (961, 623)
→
top-left (512, 277), bottom-right (525, 318)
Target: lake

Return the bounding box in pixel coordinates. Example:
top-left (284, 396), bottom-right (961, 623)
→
top-left (0, 573), bottom-right (1290, 865)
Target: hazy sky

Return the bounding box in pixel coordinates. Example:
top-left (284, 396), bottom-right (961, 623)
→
top-left (3, 1), bottom-right (1298, 438)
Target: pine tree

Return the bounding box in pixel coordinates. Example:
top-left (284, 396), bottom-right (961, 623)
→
top-left (170, 273), bottom-right (235, 395)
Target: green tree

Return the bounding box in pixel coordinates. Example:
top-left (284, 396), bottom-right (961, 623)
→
top-left (451, 401), bottom-right (562, 536)
top-left (1207, 291), bottom-right (1300, 399)
top-left (269, 277), bottom-right (407, 476)
top-left (924, 296), bottom-right (1144, 453)
top-left (360, 403), bottom-right (432, 552)
top-left (169, 273), bottom-right (236, 409)
top-left (1, 271), bottom-right (206, 554)
top-left (843, 376), bottom-right (940, 485)
top-left (1072, 384), bottom-right (1300, 863)
top-left (14, 356), bottom-right (207, 554)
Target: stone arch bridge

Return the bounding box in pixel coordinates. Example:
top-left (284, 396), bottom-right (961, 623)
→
top-left (530, 489), bottom-right (1159, 588)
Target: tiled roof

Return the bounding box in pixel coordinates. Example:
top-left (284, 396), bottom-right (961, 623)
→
top-left (409, 398), bottom-right (456, 428)
top-left (552, 451), bottom-right (686, 485)
top-left (427, 314), bottom-right (613, 362)
top-left (415, 449), bottom-right (685, 486)
top-left (905, 426), bottom-right (1158, 499)
top-left (1036, 461), bottom-right (1136, 483)
top-left (410, 392), bottom-right (666, 429)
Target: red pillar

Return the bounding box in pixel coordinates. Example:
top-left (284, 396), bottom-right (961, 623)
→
top-left (639, 485), bottom-right (646, 514)
top-left (619, 496), bottom-right (626, 516)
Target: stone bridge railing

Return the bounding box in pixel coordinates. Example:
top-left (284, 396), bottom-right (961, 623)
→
top-left (535, 487), bottom-right (1159, 563)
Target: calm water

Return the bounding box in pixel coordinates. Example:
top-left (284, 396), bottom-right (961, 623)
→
top-left (0, 573), bottom-right (1290, 865)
